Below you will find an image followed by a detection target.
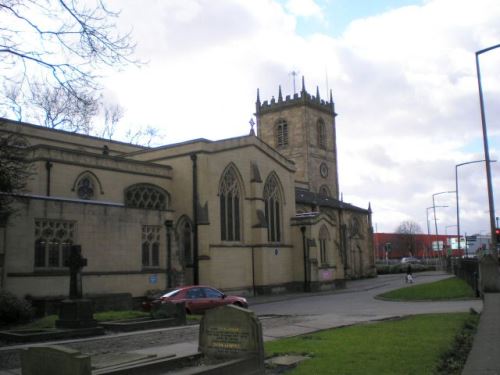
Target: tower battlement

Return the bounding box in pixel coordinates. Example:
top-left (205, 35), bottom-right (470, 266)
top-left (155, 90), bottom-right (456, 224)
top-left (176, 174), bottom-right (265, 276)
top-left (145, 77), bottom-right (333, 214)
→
top-left (256, 77), bottom-right (336, 116)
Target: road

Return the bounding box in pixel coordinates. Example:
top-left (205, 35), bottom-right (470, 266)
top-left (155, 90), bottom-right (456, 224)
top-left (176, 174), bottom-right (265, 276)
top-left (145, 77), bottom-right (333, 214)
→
top-left (250, 272), bottom-right (483, 340)
top-left (0, 271), bottom-right (483, 372)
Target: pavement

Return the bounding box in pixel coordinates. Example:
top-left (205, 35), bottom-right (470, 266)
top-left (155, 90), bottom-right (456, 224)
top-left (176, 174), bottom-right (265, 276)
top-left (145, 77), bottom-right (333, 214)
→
top-left (462, 293), bottom-right (500, 375)
top-left (0, 271), bottom-right (493, 374)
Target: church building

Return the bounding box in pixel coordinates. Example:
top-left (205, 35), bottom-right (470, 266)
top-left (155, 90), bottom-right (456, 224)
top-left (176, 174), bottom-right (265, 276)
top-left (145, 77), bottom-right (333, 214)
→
top-left (0, 80), bottom-right (375, 304)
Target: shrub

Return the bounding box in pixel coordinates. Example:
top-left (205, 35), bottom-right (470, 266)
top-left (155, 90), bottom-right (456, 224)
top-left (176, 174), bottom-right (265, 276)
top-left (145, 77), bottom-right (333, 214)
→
top-left (0, 291), bottom-right (33, 325)
top-left (376, 263), bottom-right (434, 275)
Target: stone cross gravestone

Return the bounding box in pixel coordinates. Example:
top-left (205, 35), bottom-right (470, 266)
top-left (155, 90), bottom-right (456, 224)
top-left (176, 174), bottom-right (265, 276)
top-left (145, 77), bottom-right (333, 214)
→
top-left (21, 345), bottom-right (91, 375)
top-left (56, 245), bottom-right (98, 329)
top-left (67, 244), bottom-right (87, 299)
top-left (199, 304), bottom-right (264, 370)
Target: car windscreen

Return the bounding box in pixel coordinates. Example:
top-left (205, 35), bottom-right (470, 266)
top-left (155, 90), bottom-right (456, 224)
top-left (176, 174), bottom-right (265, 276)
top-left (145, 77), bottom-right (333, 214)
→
top-left (162, 289), bottom-right (181, 298)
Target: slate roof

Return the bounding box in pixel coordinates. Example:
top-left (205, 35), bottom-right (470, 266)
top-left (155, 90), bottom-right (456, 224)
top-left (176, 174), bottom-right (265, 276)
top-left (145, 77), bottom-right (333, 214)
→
top-left (295, 188), bottom-right (368, 214)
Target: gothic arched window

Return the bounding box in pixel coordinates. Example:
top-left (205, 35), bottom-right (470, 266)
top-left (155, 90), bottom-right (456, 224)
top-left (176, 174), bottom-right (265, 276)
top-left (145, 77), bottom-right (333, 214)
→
top-left (72, 171), bottom-right (104, 200)
top-left (142, 225), bottom-right (160, 267)
top-left (219, 165), bottom-right (242, 241)
top-left (319, 225), bottom-right (330, 265)
top-left (264, 173), bottom-right (282, 242)
top-left (319, 185), bottom-right (331, 197)
top-left (276, 119), bottom-right (288, 147)
top-left (77, 176), bottom-right (95, 200)
top-left (317, 118), bottom-right (326, 149)
top-left (177, 216), bottom-right (193, 266)
top-left (125, 184), bottom-right (169, 210)
top-left (34, 220), bottom-right (75, 268)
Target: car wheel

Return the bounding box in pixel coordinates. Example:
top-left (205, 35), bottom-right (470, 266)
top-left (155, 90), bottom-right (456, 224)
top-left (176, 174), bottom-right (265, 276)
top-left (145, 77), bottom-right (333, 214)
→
top-left (233, 302), bottom-right (243, 307)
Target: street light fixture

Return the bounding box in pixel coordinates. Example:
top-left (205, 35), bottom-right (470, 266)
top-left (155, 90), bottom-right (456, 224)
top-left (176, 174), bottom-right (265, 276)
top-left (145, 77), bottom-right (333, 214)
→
top-left (476, 43), bottom-right (500, 255)
top-left (455, 160), bottom-right (490, 252)
top-left (426, 205), bottom-right (447, 258)
top-left (432, 191), bottom-right (456, 252)
top-left (426, 206), bottom-right (448, 235)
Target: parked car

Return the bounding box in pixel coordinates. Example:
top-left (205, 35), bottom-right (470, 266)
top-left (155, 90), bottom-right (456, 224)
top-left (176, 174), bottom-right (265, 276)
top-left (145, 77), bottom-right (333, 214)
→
top-left (143, 285), bottom-right (248, 314)
top-left (400, 257), bottom-right (421, 264)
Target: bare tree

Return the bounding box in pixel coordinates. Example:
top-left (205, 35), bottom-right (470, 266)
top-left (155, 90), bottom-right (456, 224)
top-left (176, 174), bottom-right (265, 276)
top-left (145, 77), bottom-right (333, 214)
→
top-left (100, 102), bottom-right (124, 140)
top-left (0, 130), bottom-right (32, 224)
top-left (0, 0), bottom-right (137, 128)
top-left (395, 220), bottom-right (423, 257)
top-left (29, 82), bottom-right (99, 133)
top-left (126, 125), bottom-right (160, 147)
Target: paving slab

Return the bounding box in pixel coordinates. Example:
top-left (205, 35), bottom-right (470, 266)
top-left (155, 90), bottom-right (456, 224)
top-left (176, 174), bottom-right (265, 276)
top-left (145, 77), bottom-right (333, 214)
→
top-left (267, 354), bottom-right (309, 366)
top-left (130, 341), bottom-right (198, 358)
top-left (462, 293), bottom-right (500, 375)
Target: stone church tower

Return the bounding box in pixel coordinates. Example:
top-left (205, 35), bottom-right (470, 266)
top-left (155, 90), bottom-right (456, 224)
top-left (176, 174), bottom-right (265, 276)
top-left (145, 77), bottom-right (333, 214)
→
top-left (255, 77), bottom-right (339, 200)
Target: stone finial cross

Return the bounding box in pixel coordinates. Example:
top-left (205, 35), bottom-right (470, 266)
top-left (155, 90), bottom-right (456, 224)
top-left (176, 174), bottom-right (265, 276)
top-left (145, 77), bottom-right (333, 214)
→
top-left (65, 245), bottom-right (87, 299)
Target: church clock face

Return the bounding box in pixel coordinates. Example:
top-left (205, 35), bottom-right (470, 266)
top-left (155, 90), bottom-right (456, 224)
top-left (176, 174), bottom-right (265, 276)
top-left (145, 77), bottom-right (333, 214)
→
top-left (320, 163), bottom-right (328, 178)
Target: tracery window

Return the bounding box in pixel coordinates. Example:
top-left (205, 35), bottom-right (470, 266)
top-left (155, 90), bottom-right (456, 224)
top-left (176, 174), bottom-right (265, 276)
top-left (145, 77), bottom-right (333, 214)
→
top-left (142, 225), bottom-right (161, 267)
top-left (317, 118), bottom-right (326, 149)
top-left (125, 184), bottom-right (169, 210)
top-left (34, 220), bottom-right (75, 268)
top-left (276, 119), bottom-right (288, 147)
top-left (319, 225), bottom-right (330, 265)
top-left (77, 176), bottom-right (95, 200)
top-left (219, 165), bottom-right (241, 241)
top-left (264, 174), bottom-right (282, 242)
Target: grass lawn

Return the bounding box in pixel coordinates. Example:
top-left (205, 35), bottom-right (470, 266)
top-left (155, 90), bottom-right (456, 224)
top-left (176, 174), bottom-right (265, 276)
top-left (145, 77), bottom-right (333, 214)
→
top-left (18, 310), bottom-right (201, 329)
top-left (377, 276), bottom-right (476, 301)
top-left (265, 313), bottom-right (477, 375)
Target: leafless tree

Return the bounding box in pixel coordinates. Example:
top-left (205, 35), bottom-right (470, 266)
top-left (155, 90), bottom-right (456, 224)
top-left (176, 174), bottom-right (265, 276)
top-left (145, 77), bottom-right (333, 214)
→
top-left (100, 102), bottom-right (124, 140)
top-left (0, 130), bottom-right (32, 224)
top-left (0, 0), bottom-right (137, 128)
top-left (395, 220), bottom-right (423, 257)
top-left (29, 82), bottom-right (99, 133)
top-left (126, 125), bottom-right (160, 147)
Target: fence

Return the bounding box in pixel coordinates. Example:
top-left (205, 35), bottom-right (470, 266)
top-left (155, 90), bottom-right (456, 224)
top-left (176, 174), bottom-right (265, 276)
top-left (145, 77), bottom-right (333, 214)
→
top-left (451, 258), bottom-right (480, 297)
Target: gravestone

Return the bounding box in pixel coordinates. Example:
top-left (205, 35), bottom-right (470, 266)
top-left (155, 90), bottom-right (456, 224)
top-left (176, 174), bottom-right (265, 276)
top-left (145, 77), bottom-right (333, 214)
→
top-left (150, 301), bottom-right (186, 325)
top-left (21, 345), bottom-right (91, 375)
top-left (56, 245), bottom-right (98, 329)
top-left (199, 304), bottom-right (264, 371)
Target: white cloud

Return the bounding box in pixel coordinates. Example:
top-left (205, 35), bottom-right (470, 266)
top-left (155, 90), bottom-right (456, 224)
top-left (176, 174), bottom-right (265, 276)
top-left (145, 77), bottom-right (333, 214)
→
top-left (285, 0), bottom-right (324, 19)
top-left (102, 0), bottom-right (500, 235)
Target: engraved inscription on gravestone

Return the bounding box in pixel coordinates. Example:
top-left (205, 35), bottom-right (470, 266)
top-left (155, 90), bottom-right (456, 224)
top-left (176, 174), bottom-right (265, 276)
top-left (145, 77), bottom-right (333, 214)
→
top-left (199, 304), bottom-right (264, 366)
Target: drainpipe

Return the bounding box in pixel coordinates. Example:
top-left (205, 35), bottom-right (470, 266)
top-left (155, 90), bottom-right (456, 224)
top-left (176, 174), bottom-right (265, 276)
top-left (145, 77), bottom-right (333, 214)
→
top-left (251, 246), bottom-right (256, 296)
top-left (45, 161), bottom-right (53, 196)
top-left (190, 154), bottom-right (199, 285)
top-left (164, 220), bottom-right (173, 289)
top-left (301, 226), bottom-right (309, 292)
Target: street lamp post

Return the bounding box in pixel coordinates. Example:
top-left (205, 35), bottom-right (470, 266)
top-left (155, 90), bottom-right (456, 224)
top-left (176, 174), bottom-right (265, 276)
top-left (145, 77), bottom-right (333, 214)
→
top-left (455, 160), bottom-right (490, 253)
top-left (427, 205), bottom-right (447, 259)
top-left (476, 43), bottom-right (500, 255)
top-left (432, 191), bottom-right (455, 255)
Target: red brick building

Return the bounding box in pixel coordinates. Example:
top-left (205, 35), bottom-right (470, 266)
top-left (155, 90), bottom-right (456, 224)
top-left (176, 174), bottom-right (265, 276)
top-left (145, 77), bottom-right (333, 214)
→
top-left (374, 233), bottom-right (464, 260)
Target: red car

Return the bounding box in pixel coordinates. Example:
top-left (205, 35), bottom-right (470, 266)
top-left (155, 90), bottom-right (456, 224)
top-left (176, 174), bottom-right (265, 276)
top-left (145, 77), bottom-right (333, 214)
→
top-left (146, 285), bottom-right (248, 314)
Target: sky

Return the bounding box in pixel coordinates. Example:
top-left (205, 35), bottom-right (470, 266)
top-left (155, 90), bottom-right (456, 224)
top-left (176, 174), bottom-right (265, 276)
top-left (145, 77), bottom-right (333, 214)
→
top-left (100, 0), bottom-right (500, 237)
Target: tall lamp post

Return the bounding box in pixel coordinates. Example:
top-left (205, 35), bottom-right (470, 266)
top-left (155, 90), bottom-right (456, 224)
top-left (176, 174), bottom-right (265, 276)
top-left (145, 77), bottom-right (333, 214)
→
top-left (476, 43), bottom-right (500, 255)
top-left (455, 160), bottom-right (490, 253)
top-left (432, 191), bottom-right (455, 254)
top-left (427, 205), bottom-right (447, 258)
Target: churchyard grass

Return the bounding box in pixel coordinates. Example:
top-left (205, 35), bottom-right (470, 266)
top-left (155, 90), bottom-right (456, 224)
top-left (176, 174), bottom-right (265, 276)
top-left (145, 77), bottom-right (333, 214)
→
top-left (378, 277), bottom-right (475, 301)
top-left (19, 310), bottom-right (150, 329)
top-left (265, 313), bottom-right (476, 375)
top-left (19, 310), bottom-right (200, 329)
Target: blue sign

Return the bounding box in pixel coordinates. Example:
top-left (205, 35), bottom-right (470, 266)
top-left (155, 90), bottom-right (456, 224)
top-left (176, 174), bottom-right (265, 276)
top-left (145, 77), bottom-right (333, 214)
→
top-left (149, 274), bottom-right (158, 284)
